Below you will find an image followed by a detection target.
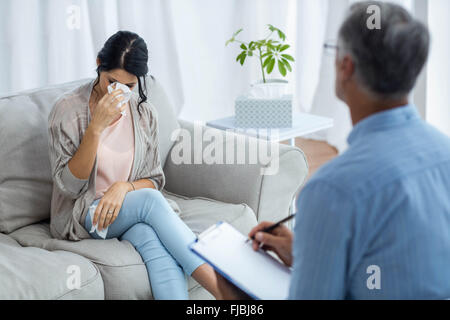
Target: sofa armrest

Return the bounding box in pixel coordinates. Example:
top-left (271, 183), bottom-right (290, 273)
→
top-left (163, 120), bottom-right (309, 222)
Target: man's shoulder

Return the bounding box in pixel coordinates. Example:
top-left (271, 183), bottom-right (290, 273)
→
top-left (308, 149), bottom-right (365, 192)
top-left (310, 123), bottom-right (450, 199)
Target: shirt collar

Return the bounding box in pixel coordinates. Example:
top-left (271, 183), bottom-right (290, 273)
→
top-left (347, 104), bottom-right (420, 145)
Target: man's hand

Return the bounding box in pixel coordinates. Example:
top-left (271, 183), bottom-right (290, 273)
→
top-left (248, 221), bottom-right (294, 267)
top-left (214, 221), bottom-right (294, 300)
top-left (93, 182), bottom-right (132, 230)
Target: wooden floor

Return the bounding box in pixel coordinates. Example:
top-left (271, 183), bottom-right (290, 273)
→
top-left (295, 138), bottom-right (338, 180)
top-left (280, 138), bottom-right (337, 224)
top-left (283, 138), bottom-right (338, 182)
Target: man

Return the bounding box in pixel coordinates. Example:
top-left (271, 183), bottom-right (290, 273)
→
top-left (217, 1), bottom-right (450, 299)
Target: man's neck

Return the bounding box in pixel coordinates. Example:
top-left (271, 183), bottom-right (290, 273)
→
top-left (347, 94), bottom-right (409, 126)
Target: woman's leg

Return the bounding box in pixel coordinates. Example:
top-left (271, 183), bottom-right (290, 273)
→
top-left (119, 189), bottom-right (222, 298)
top-left (120, 223), bottom-right (189, 300)
top-left (85, 189), bottom-right (222, 298)
top-left (83, 196), bottom-right (189, 299)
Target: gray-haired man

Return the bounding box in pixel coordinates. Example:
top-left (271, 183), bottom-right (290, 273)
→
top-left (217, 1), bottom-right (450, 299)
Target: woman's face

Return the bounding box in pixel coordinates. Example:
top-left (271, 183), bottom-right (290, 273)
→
top-left (96, 64), bottom-right (138, 96)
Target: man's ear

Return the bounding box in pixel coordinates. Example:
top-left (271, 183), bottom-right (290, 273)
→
top-left (96, 58), bottom-right (101, 67)
top-left (341, 55), bottom-right (355, 82)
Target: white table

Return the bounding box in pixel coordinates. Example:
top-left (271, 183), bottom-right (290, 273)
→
top-left (206, 112), bottom-right (334, 146)
top-left (206, 112), bottom-right (334, 229)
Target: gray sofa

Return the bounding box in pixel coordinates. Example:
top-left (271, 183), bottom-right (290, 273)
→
top-left (0, 77), bottom-right (308, 299)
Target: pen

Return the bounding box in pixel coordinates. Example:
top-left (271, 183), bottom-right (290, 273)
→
top-left (245, 214), bottom-right (296, 243)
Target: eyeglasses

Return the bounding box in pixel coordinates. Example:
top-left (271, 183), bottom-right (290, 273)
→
top-left (323, 40), bottom-right (339, 56)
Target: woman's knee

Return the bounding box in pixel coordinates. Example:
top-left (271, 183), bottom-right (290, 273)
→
top-left (134, 188), bottom-right (170, 217)
top-left (133, 188), bottom-right (165, 206)
top-left (121, 222), bottom-right (158, 247)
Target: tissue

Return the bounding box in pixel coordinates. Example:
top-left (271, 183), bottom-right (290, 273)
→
top-left (107, 82), bottom-right (132, 116)
top-left (246, 82), bottom-right (290, 99)
top-left (88, 204), bottom-right (108, 239)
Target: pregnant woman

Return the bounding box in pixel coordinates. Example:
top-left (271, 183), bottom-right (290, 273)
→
top-left (47, 31), bottom-right (222, 299)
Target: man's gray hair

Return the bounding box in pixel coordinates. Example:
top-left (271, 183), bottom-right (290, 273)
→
top-left (338, 1), bottom-right (430, 100)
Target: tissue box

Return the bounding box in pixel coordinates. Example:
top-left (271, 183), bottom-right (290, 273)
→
top-left (235, 95), bottom-right (292, 128)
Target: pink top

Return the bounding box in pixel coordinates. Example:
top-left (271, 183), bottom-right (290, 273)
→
top-left (94, 103), bottom-right (135, 200)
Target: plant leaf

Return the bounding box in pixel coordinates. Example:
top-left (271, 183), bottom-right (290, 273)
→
top-left (236, 52), bottom-right (244, 62)
top-left (225, 38), bottom-right (234, 46)
top-left (263, 56), bottom-right (273, 68)
top-left (279, 44), bottom-right (290, 52)
top-left (282, 59), bottom-right (292, 72)
top-left (233, 28), bottom-right (243, 37)
top-left (268, 24), bottom-right (286, 41)
top-left (240, 43), bottom-right (247, 50)
top-left (277, 30), bottom-right (286, 41)
top-left (281, 54), bottom-right (295, 62)
top-left (239, 53), bottom-right (247, 65)
top-left (267, 58), bottom-right (276, 74)
top-left (278, 61), bottom-right (287, 77)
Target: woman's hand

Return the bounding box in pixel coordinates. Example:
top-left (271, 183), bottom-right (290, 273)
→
top-left (89, 89), bottom-right (127, 134)
top-left (93, 182), bottom-right (132, 231)
top-left (248, 221), bottom-right (294, 267)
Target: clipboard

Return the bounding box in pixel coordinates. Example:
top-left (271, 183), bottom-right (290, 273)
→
top-left (189, 221), bottom-right (292, 300)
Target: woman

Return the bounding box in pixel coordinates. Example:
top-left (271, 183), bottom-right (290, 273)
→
top-left (47, 31), bottom-right (222, 299)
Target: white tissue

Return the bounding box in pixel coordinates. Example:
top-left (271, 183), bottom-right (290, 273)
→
top-left (88, 204), bottom-right (108, 239)
top-left (107, 82), bottom-right (132, 116)
top-left (246, 82), bottom-right (290, 99)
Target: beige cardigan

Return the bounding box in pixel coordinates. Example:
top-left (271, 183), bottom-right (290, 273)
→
top-left (47, 79), bottom-right (165, 241)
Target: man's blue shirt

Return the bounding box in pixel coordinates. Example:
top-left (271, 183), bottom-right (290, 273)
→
top-left (289, 105), bottom-right (450, 299)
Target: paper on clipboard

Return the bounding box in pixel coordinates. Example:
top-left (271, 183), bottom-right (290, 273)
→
top-left (189, 222), bottom-right (291, 300)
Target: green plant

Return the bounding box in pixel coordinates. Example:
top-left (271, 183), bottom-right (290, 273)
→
top-left (226, 24), bottom-right (295, 83)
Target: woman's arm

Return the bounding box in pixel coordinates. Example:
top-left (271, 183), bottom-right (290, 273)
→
top-left (94, 178), bottom-right (156, 230)
top-left (129, 179), bottom-right (156, 190)
top-left (67, 89), bottom-right (126, 180)
top-left (67, 126), bottom-right (101, 180)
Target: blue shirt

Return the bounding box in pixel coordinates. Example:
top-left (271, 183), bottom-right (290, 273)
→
top-left (289, 105), bottom-right (450, 299)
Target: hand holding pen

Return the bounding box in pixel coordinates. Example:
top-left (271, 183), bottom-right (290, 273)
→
top-left (246, 214), bottom-right (296, 267)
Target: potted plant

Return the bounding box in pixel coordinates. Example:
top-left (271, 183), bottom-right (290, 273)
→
top-left (226, 24), bottom-right (295, 98)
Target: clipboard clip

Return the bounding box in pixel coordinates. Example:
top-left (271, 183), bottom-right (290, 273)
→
top-left (197, 221), bottom-right (224, 242)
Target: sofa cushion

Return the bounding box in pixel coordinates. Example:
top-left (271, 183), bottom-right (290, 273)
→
top-left (140, 76), bottom-right (180, 166)
top-left (0, 77), bottom-right (178, 234)
top-left (8, 192), bottom-right (257, 300)
top-left (0, 233), bottom-right (104, 299)
top-left (7, 222), bottom-right (152, 300)
top-left (0, 79), bottom-right (90, 234)
top-left (162, 191), bottom-right (258, 300)
top-left (163, 191), bottom-right (258, 236)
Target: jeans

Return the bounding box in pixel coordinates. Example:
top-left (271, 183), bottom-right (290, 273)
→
top-left (83, 188), bottom-right (205, 300)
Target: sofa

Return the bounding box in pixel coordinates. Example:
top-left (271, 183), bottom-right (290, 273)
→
top-left (0, 77), bottom-right (308, 300)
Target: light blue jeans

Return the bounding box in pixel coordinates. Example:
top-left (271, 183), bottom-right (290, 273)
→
top-left (83, 188), bottom-right (205, 299)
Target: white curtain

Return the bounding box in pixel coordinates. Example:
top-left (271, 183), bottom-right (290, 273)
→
top-left (0, 0), bottom-right (330, 140)
top-left (427, 0), bottom-right (450, 137)
top-left (0, 0), bottom-right (448, 152)
top-left (0, 0), bottom-right (184, 112)
top-left (307, 0), bottom-right (414, 152)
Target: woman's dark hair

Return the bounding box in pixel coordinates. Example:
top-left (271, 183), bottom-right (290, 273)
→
top-left (93, 30), bottom-right (151, 116)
